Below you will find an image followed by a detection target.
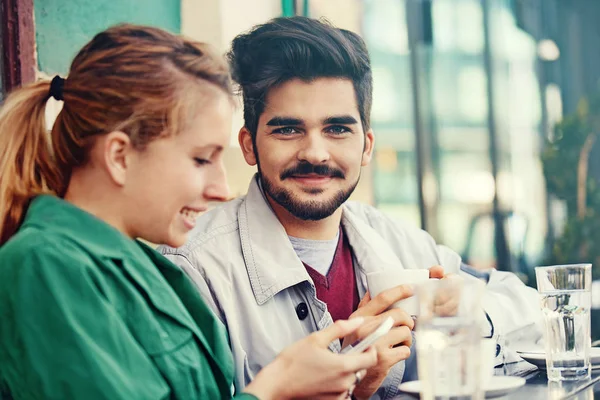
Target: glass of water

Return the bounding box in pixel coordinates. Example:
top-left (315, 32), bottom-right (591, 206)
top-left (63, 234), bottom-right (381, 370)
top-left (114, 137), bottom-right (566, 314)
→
top-left (535, 264), bottom-right (592, 381)
top-left (415, 276), bottom-right (487, 400)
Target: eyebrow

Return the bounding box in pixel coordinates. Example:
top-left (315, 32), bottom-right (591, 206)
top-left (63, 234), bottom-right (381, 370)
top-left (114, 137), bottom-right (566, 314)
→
top-left (265, 115), bottom-right (359, 126)
top-left (323, 115), bottom-right (359, 125)
top-left (266, 117), bottom-right (304, 126)
top-left (194, 144), bottom-right (224, 155)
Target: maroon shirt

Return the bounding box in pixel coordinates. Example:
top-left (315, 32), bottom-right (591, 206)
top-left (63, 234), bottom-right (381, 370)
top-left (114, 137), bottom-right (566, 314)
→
top-left (304, 228), bottom-right (360, 321)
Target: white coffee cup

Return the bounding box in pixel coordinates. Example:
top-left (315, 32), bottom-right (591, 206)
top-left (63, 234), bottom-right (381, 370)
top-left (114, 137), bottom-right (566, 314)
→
top-left (366, 269), bottom-right (429, 316)
top-left (480, 338), bottom-right (497, 388)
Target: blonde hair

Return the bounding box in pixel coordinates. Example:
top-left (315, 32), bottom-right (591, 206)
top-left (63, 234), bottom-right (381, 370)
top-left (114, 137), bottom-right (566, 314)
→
top-left (0, 24), bottom-right (232, 245)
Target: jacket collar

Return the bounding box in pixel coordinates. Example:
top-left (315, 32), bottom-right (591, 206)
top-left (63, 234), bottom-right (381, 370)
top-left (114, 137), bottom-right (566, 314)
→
top-left (239, 175), bottom-right (406, 305)
top-left (341, 208), bottom-right (407, 274)
top-left (23, 196), bottom-right (233, 389)
top-left (22, 195), bottom-right (136, 259)
top-left (239, 176), bottom-right (312, 305)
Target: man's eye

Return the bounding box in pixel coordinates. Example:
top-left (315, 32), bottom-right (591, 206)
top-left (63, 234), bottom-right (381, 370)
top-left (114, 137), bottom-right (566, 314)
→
top-left (326, 125), bottom-right (351, 135)
top-left (273, 127), bottom-right (299, 135)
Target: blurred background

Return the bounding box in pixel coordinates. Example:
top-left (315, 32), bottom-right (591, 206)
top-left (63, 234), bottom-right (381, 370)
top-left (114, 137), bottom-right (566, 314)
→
top-left (4, 0), bottom-right (600, 290)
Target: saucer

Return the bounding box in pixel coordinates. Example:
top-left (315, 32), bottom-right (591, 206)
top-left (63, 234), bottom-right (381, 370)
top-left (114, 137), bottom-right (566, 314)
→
top-left (398, 376), bottom-right (526, 399)
top-left (517, 347), bottom-right (600, 369)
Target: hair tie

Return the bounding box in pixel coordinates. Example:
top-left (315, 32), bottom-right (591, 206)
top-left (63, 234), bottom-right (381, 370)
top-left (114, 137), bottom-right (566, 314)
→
top-left (49, 75), bottom-right (65, 101)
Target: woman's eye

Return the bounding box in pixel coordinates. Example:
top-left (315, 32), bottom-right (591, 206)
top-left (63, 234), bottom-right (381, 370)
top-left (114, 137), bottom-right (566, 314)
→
top-left (194, 158), bottom-right (211, 165)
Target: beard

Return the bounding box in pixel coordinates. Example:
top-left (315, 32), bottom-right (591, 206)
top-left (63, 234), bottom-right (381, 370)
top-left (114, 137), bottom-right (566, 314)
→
top-left (258, 161), bottom-right (359, 221)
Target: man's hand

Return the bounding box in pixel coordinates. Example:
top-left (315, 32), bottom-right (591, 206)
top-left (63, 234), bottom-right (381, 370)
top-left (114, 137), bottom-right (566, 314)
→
top-left (344, 266), bottom-right (450, 399)
top-left (346, 266), bottom-right (453, 398)
top-left (343, 285), bottom-right (414, 400)
top-left (428, 265), bottom-right (445, 279)
top-left (246, 318), bottom-right (378, 400)
top-left (428, 265), bottom-right (462, 316)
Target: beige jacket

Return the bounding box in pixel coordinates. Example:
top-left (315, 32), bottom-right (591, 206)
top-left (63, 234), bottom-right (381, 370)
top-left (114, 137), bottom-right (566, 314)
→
top-left (159, 175), bottom-right (542, 399)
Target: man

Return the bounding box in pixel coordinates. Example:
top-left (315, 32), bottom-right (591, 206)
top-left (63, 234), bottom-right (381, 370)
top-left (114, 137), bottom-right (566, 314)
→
top-left (159, 17), bottom-right (542, 399)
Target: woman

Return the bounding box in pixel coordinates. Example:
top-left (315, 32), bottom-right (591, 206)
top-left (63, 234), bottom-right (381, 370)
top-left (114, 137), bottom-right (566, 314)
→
top-left (0, 25), bottom-right (376, 400)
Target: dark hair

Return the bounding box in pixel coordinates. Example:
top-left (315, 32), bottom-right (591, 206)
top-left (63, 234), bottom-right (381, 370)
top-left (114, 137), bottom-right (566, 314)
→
top-left (0, 24), bottom-right (232, 244)
top-left (227, 16), bottom-right (372, 137)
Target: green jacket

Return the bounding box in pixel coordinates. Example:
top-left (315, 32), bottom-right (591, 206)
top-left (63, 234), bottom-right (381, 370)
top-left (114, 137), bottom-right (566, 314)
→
top-left (0, 195), bottom-right (258, 400)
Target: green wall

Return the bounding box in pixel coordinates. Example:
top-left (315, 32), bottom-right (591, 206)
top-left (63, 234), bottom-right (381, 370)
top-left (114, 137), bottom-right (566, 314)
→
top-left (34, 0), bottom-right (181, 75)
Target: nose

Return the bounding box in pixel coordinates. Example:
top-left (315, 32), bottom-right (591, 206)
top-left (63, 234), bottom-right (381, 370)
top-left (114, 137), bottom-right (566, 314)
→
top-left (297, 132), bottom-right (330, 164)
top-left (203, 160), bottom-right (230, 202)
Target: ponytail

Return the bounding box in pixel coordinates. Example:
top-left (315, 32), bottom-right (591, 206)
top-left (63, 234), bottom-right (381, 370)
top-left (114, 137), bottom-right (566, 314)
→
top-left (0, 81), bottom-right (63, 245)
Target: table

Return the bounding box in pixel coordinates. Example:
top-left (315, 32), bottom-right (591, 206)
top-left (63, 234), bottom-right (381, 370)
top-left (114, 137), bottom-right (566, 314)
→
top-left (499, 361), bottom-right (600, 400)
top-left (504, 370), bottom-right (600, 399)
top-left (395, 361), bottom-right (600, 399)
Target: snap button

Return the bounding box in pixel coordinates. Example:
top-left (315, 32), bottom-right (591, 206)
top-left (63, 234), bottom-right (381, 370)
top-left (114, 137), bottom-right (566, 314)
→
top-left (296, 302), bottom-right (309, 320)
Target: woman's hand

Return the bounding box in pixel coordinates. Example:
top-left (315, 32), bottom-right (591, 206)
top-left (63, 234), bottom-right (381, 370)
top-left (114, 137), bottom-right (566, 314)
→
top-left (244, 317), bottom-right (378, 400)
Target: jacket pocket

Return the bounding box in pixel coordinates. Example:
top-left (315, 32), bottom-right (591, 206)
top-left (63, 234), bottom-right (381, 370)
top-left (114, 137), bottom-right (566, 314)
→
top-left (132, 306), bottom-right (195, 356)
top-left (134, 311), bottom-right (214, 398)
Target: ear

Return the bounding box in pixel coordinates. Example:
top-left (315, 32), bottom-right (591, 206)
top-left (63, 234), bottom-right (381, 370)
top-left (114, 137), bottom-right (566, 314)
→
top-left (239, 127), bottom-right (257, 166)
top-left (361, 129), bottom-right (375, 166)
top-left (102, 131), bottom-right (132, 186)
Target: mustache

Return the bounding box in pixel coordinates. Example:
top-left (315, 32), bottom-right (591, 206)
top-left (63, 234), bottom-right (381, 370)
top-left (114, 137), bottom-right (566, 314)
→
top-left (280, 162), bottom-right (345, 180)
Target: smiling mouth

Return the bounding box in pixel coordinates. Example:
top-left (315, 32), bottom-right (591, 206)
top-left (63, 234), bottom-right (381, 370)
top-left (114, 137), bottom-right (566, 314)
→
top-left (289, 174), bottom-right (335, 184)
top-left (180, 207), bottom-right (200, 219)
top-left (291, 174), bottom-right (332, 179)
top-left (179, 206), bottom-right (205, 228)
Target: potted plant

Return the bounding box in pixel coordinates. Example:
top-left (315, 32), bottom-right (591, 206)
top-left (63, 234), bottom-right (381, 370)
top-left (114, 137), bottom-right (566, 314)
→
top-left (542, 92), bottom-right (600, 338)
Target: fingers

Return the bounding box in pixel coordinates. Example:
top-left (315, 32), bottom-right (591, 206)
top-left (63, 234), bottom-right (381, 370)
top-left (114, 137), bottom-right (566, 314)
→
top-left (339, 346), bottom-right (378, 373)
top-left (356, 325), bottom-right (411, 367)
top-left (375, 325), bottom-right (413, 350)
top-left (356, 369), bottom-right (367, 382)
top-left (354, 285), bottom-right (414, 316)
top-left (373, 326), bottom-right (412, 366)
top-left (434, 291), bottom-right (454, 308)
top-left (346, 310), bottom-right (413, 353)
top-left (433, 276), bottom-right (462, 316)
top-left (354, 309), bottom-right (414, 339)
top-left (383, 308), bottom-right (415, 330)
top-left (352, 317), bottom-right (385, 340)
top-left (356, 292), bottom-right (371, 309)
top-left (384, 344), bottom-right (411, 363)
top-left (429, 265), bottom-right (445, 279)
top-left (434, 299), bottom-right (459, 316)
top-left (316, 350), bottom-right (376, 397)
top-left (309, 394), bottom-right (352, 400)
top-left (314, 317), bottom-right (365, 346)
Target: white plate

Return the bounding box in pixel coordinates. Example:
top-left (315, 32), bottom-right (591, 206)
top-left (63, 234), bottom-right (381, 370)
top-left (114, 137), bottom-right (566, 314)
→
top-left (517, 347), bottom-right (600, 369)
top-left (398, 376), bottom-right (526, 399)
